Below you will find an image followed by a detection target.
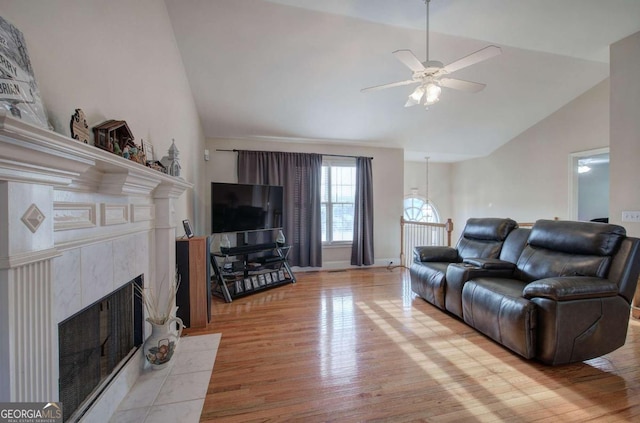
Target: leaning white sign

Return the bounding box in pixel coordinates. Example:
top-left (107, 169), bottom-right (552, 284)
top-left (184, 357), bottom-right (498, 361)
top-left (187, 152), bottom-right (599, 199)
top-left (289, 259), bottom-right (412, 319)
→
top-left (0, 16), bottom-right (48, 128)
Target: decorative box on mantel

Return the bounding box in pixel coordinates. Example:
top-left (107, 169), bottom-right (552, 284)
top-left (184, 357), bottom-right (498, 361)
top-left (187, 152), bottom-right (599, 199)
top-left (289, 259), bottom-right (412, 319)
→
top-left (0, 110), bottom-right (192, 419)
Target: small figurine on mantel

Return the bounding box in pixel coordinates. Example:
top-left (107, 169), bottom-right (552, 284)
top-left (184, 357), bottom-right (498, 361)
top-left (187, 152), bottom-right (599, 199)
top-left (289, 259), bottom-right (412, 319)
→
top-left (70, 109), bottom-right (89, 143)
top-left (160, 139), bottom-right (181, 177)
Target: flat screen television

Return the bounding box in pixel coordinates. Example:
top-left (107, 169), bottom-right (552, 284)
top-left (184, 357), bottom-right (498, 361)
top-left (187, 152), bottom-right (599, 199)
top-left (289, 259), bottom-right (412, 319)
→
top-left (211, 182), bottom-right (284, 233)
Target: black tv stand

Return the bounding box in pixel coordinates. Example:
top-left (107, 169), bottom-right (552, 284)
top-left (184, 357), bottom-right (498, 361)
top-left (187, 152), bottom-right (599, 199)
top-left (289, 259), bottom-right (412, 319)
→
top-left (211, 243), bottom-right (295, 302)
top-left (221, 242), bottom-right (279, 256)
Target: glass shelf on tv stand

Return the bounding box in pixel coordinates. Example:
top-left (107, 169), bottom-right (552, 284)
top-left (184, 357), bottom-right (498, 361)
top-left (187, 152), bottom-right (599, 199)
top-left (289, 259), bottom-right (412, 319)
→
top-left (210, 244), bottom-right (295, 303)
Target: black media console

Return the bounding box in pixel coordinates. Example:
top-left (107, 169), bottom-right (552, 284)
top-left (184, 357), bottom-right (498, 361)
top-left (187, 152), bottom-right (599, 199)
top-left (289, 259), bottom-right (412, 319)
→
top-left (210, 242), bottom-right (296, 302)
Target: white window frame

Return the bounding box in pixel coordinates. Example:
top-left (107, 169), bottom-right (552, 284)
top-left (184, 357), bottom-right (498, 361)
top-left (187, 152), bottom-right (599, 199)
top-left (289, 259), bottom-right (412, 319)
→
top-left (403, 194), bottom-right (440, 223)
top-left (321, 157), bottom-right (357, 245)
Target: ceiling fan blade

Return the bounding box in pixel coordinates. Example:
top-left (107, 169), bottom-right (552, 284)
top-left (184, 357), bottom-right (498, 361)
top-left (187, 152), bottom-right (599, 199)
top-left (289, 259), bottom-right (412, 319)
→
top-left (444, 45), bottom-right (502, 74)
top-left (439, 78), bottom-right (486, 93)
top-left (392, 49), bottom-right (425, 72)
top-left (361, 79), bottom-right (418, 93)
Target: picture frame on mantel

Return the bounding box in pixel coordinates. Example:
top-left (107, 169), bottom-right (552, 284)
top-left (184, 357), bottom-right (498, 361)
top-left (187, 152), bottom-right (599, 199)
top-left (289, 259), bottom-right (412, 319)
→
top-left (182, 219), bottom-right (194, 238)
top-left (142, 139), bottom-right (154, 162)
top-left (0, 16), bottom-right (49, 129)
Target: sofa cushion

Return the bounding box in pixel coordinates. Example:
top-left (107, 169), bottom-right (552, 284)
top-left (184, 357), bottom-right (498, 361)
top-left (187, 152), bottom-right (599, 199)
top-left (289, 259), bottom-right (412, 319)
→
top-left (516, 247), bottom-right (612, 282)
top-left (410, 262), bottom-right (449, 309)
top-left (462, 278), bottom-right (536, 359)
top-left (528, 220), bottom-right (625, 256)
top-left (462, 218), bottom-right (518, 241)
top-left (456, 218), bottom-right (518, 261)
top-left (457, 239), bottom-right (504, 261)
top-left (499, 227), bottom-right (531, 264)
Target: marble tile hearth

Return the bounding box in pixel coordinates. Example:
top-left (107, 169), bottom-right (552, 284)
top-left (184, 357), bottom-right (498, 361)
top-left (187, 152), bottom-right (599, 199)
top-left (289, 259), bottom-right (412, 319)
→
top-left (110, 333), bottom-right (221, 423)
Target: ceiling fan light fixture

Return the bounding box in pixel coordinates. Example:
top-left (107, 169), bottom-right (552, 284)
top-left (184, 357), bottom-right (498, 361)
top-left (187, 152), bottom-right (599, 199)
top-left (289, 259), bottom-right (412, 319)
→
top-left (424, 82), bottom-right (441, 105)
top-left (405, 85), bottom-right (425, 107)
top-left (359, 0), bottom-right (501, 109)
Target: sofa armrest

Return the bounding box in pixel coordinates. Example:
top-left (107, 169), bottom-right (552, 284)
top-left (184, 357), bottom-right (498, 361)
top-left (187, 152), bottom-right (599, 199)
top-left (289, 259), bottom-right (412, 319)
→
top-left (523, 276), bottom-right (619, 301)
top-left (463, 257), bottom-right (516, 270)
top-left (413, 246), bottom-right (459, 263)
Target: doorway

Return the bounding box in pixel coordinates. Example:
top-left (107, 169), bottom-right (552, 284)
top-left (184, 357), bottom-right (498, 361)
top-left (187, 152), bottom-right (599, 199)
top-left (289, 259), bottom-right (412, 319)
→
top-left (568, 147), bottom-right (609, 221)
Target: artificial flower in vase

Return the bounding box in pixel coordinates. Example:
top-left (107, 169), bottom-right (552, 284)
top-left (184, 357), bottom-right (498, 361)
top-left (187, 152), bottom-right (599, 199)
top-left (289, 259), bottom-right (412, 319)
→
top-left (135, 273), bottom-right (184, 369)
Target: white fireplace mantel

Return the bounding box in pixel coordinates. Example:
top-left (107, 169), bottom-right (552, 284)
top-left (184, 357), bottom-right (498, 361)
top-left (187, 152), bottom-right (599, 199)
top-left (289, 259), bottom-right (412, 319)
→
top-left (0, 110), bottom-right (193, 414)
top-left (0, 110), bottom-right (191, 195)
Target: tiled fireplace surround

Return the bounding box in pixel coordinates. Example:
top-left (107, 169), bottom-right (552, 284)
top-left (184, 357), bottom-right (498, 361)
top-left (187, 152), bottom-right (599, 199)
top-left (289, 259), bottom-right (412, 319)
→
top-left (0, 111), bottom-right (191, 419)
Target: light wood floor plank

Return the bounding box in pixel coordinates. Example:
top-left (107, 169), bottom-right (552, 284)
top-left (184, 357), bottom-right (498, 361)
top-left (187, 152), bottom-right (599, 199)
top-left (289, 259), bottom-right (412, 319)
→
top-left (189, 268), bottom-right (640, 422)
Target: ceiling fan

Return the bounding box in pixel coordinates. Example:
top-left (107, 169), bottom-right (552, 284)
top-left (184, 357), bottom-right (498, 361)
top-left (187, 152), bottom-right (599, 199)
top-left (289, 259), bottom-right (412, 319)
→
top-left (361, 0), bottom-right (502, 108)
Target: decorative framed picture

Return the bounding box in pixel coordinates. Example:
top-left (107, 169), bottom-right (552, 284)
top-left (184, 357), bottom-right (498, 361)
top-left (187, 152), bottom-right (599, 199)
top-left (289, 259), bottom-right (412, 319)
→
top-left (252, 276), bottom-right (260, 289)
top-left (271, 271), bottom-right (279, 283)
top-left (235, 280), bottom-right (243, 294)
top-left (244, 278), bottom-right (253, 291)
top-left (0, 17), bottom-right (49, 129)
top-left (278, 270), bottom-right (285, 281)
top-left (257, 274), bottom-right (266, 287)
top-left (142, 139), bottom-right (154, 162)
top-left (182, 219), bottom-right (194, 238)
top-left (265, 272), bottom-right (272, 284)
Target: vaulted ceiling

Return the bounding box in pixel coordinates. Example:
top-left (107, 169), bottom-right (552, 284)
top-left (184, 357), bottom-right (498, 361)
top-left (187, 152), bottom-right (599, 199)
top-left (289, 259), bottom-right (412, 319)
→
top-left (164, 0), bottom-right (640, 162)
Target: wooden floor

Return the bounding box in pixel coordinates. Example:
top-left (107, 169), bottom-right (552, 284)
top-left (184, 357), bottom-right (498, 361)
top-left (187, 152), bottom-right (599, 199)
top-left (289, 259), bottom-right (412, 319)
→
top-left (188, 268), bottom-right (640, 422)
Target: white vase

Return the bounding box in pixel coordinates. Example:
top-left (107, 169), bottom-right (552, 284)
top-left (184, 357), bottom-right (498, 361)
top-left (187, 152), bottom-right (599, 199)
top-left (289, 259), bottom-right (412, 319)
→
top-left (143, 317), bottom-right (184, 369)
top-left (276, 229), bottom-right (285, 246)
top-left (220, 234), bottom-right (231, 252)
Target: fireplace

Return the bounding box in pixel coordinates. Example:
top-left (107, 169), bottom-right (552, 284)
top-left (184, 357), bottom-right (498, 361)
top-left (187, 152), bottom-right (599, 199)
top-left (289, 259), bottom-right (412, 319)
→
top-left (58, 276), bottom-right (144, 421)
top-left (0, 111), bottom-right (192, 420)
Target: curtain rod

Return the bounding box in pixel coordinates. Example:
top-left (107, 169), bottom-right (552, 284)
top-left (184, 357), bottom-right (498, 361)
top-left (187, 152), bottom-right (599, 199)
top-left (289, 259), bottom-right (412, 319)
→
top-left (215, 149), bottom-right (373, 160)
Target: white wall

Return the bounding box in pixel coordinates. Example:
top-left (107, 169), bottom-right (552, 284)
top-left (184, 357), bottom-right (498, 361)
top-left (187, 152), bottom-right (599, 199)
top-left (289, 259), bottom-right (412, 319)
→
top-left (205, 138), bottom-right (404, 269)
top-left (404, 160), bottom-right (452, 222)
top-left (446, 30), bottom-right (640, 241)
top-left (0, 0), bottom-right (206, 233)
top-left (449, 79), bottom-right (609, 239)
top-left (610, 31), bottom-right (640, 237)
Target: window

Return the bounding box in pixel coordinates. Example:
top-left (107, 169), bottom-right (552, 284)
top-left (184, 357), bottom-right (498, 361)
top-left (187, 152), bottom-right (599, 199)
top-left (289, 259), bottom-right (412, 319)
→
top-left (321, 158), bottom-right (356, 243)
top-left (403, 195), bottom-right (440, 223)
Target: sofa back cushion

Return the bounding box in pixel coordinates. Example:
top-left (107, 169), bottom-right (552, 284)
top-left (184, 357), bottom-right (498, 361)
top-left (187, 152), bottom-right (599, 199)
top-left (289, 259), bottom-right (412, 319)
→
top-left (516, 220), bottom-right (626, 282)
top-left (528, 220), bottom-right (625, 256)
top-left (499, 228), bottom-right (531, 264)
top-left (456, 218), bottom-right (518, 260)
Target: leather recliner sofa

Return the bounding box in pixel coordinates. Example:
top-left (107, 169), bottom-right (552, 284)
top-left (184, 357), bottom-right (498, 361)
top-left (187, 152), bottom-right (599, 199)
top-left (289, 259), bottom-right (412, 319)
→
top-left (411, 218), bottom-right (640, 365)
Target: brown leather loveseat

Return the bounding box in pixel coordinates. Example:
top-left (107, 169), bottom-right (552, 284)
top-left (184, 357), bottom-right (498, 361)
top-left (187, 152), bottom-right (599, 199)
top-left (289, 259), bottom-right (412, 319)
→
top-left (411, 218), bottom-right (640, 365)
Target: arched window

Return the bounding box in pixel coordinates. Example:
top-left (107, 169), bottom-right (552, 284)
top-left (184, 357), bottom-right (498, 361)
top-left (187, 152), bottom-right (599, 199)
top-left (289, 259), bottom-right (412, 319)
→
top-left (403, 195), bottom-right (440, 223)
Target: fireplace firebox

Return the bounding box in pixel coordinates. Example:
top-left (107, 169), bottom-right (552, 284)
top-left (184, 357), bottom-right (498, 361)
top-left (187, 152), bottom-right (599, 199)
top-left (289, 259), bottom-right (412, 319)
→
top-left (58, 275), bottom-right (144, 421)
